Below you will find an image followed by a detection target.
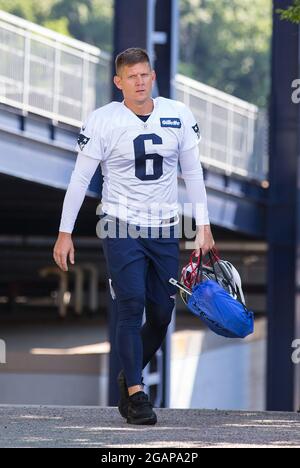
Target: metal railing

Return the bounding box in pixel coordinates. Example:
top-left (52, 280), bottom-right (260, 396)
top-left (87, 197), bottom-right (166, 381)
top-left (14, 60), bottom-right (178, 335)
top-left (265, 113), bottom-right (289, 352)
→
top-left (0, 10), bottom-right (111, 127)
top-left (175, 74), bottom-right (268, 182)
top-left (0, 10), bottom-right (268, 181)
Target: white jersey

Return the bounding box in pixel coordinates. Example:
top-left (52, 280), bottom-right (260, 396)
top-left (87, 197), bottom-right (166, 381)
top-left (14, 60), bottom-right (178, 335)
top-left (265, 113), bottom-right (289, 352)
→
top-left (75, 97), bottom-right (201, 226)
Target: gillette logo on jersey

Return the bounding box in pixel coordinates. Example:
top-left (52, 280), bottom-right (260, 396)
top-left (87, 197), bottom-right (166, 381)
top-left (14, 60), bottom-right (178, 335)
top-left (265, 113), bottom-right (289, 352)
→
top-left (160, 118), bottom-right (182, 128)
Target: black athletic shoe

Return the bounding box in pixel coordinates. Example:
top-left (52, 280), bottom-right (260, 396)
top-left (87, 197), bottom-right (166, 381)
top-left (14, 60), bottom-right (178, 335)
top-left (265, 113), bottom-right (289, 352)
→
top-left (117, 370), bottom-right (129, 419)
top-left (127, 391), bottom-right (157, 425)
top-left (117, 371), bottom-right (146, 419)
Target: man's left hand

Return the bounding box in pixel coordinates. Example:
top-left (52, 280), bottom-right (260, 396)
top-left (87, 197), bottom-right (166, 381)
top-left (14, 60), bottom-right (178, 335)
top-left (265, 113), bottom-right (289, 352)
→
top-left (195, 224), bottom-right (215, 257)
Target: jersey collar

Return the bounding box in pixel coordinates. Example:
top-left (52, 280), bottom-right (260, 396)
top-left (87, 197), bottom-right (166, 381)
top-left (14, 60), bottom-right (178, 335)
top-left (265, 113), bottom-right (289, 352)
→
top-left (122, 98), bottom-right (158, 125)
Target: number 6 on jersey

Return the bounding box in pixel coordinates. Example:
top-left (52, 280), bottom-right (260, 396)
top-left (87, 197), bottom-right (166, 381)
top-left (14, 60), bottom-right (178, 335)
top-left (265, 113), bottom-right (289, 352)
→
top-left (134, 134), bottom-right (163, 181)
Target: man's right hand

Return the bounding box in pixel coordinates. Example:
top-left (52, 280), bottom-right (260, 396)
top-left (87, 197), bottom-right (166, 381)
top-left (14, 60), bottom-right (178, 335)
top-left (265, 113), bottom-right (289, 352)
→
top-left (53, 232), bottom-right (75, 272)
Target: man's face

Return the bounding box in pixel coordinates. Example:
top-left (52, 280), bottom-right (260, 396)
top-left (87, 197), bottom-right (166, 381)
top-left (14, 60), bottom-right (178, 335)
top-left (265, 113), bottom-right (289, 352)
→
top-left (114, 62), bottom-right (156, 104)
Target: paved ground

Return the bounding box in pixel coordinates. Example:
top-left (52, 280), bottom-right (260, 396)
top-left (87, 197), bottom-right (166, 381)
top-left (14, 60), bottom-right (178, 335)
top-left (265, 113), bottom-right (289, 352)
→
top-left (0, 405), bottom-right (299, 448)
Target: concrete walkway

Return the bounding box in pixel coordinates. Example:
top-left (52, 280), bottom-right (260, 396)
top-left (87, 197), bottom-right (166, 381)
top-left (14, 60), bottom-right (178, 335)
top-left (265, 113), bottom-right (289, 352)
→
top-left (0, 405), bottom-right (299, 448)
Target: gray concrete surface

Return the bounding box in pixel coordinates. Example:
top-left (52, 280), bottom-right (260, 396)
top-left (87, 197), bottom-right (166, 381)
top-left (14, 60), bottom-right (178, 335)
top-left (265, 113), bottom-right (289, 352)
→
top-left (0, 405), bottom-right (299, 448)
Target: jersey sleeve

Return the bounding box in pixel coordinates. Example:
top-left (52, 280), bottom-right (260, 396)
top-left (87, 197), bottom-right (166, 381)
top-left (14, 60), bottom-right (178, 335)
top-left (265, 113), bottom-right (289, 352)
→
top-left (180, 104), bottom-right (201, 152)
top-left (179, 145), bottom-right (210, 226)
top-left (59, 153), bottom-right (100, 233)
top-left (75, 111), bottom-right (104, 160)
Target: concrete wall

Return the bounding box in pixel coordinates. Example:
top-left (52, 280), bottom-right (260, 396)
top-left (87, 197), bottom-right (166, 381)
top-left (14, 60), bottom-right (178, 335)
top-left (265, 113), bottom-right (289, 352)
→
top-left (0, 318), bottom-right (266, 410)
top-left (0, 351), bottom-right (108, 406)
top-left (171, 319), bottom-right (266, 411)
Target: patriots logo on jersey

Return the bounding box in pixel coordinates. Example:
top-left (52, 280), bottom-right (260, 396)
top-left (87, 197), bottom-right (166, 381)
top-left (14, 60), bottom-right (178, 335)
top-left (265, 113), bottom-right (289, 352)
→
top-left (160, 118), bottom-right (182, 128)
top-left (77, 133), bottom-right (90, 150)
top-left (192, 123), bottom-right (200, 139)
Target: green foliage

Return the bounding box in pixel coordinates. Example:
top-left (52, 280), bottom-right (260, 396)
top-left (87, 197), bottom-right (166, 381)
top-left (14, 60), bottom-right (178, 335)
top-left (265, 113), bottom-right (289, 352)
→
top-left (49, 0), bottom-right (113, 50)
top-left (42, 17), bottom-right (70, 36)
top-left (0, 0), bottom-right (55, 23)
top-left (277, 0), bottom-right (300, 24)
top-left (0, 0), bottom-right (113, 50)
top-left (0, 0), bottom-right (271, 106)
top-left (180, 0), bottom-right (272, 106)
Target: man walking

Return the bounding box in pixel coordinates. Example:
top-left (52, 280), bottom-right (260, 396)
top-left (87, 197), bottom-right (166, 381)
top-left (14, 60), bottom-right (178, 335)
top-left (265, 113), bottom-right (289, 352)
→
top-left (53, 48), bottom-right (215, 425)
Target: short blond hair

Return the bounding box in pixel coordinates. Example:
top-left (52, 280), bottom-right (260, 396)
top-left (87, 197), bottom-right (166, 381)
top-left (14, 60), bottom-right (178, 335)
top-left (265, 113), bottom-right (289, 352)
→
top-left (115, 48), bottom-right (151, 75)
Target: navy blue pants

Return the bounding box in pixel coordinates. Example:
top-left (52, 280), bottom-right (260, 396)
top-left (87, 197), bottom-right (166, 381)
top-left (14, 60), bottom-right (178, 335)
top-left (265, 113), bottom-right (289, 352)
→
top-left (101, 218), bottom-right (179, 387)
